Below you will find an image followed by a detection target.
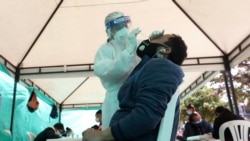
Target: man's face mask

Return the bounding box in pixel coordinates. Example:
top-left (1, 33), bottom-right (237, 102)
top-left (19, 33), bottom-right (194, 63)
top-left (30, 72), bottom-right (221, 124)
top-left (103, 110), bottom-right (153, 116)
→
top-left (136, 39), bottom-right (170, 58)
top-left (55, 130), bottom-right (61, 136)
top-left (195, 119), bottom-right (202, 124)
top-left (186, 110), bottom-right (192, 115)
top-left (95, 117), bottom-right (100, 122)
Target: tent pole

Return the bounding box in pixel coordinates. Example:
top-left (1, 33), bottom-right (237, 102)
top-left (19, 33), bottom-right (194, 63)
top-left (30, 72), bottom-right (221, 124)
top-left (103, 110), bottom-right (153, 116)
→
top-left (223, 55), bottom-right (239, 115)
top-left (10, 67), bottom-right (20, 133)
top-left (59, 104), bottom-right (62, 123)
top-left (222, 71), bottom-right (233, 111)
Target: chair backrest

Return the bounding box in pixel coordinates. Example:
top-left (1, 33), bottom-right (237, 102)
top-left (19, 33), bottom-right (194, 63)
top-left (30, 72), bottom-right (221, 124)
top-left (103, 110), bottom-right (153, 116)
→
top-left (1, 129), bottom-right (12, 141)
top-left (219, 120), bottom-right (250, 141)
top-left (27, 131), bottom-right (36, 141)
top-left (4, 129), bottom-right (11, 135)
top-left (157, 88), bottom-right (179, 141)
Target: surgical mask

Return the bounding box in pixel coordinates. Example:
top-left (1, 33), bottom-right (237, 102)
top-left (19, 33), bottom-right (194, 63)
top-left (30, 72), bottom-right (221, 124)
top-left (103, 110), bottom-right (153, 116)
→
top-left (95, 118), bottom-right (100, 122)
top-left (55, 131), bottom-right (61, 136)
top-left (113, 27), bottom-right (129, 42)
top-left (187, 111), bottom-right (192, 115)
top-left (195, 119), bottom-right (202, 124)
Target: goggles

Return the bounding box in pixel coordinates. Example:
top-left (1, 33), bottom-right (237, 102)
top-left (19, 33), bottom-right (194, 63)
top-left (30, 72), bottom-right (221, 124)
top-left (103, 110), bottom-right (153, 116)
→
top-left (105, 16), bottom-right (131, 29)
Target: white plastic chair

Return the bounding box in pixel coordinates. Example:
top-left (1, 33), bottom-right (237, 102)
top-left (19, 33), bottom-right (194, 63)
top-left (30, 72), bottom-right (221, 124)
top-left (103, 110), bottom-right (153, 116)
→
top-left (4, 129), bottom-right (11, 135)
top-left (26, 131), bottom-right (36, 141)
top-left (219, 120), bottom-right (250, 141)
top-left (157, 88), bottom-right (179, 141)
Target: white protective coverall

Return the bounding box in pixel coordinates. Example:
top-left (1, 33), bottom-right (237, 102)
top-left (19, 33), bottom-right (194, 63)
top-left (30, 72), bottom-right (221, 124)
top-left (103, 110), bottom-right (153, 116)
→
top-left (94, 12), bottom-right (163, 130)
top-left (94, 37), bottom-right (140, 130)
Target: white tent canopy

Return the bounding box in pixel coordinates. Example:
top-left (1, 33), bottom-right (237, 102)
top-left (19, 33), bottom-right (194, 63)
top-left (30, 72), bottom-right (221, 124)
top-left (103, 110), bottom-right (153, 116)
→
top-left (1, 0), bottom-right (250, 108)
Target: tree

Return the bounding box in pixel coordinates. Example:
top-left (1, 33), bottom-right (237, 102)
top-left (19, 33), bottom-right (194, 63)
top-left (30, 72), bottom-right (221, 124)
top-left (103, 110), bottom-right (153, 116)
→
top-left (208, 57), bottom-right (250, 111)
top-left (180, 87), bottom-right (225, 124)
top-left (180, 57), bottom-right (250, 124)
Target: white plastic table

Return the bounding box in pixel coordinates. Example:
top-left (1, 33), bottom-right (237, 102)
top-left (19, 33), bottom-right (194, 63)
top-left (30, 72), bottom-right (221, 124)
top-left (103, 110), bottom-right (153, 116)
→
top-left (47, 138), bottom-right (82, 141)
top-left (187, 134), bottom-right (220, 141)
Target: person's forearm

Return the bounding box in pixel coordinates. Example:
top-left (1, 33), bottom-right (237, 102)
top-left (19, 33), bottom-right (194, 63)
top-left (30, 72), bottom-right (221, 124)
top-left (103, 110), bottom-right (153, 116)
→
top-left (101, 127), bottom-right (115, 141)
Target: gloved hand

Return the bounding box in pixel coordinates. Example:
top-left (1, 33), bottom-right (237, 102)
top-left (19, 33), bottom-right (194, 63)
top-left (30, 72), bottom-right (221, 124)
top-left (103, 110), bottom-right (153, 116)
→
top-left (149, 30), bottom-right (164, 41)
top-left (128, 27), bottom-right (141, 53)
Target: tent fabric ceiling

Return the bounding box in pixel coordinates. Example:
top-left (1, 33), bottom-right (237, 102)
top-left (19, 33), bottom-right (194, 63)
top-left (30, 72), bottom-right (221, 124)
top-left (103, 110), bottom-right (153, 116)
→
top-left (1, 0), bottom-right (250, 107)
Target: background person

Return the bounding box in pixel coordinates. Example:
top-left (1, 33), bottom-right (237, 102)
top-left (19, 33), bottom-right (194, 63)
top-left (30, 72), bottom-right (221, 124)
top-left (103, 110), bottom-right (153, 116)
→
top-left (34, 123), bottom-right (64, 141)
top-left (212, 106), bottom-right (244, 140)
top-left (91, 110), bottom-right (102, 131)
top-left (83, 33), bottom-right (188, 141)
top-left (61, 127), bottom-right (73, 138)
top-left (94, 11), bottom-right (164, 130)
top-left (185, 103), bottom-right (201, 123)
top-left (94, 11), bottom-right (141, 130)
top-left (183, 112), bottom-right (213, 139)
top-left (186, 104), bottom-right (196, 115)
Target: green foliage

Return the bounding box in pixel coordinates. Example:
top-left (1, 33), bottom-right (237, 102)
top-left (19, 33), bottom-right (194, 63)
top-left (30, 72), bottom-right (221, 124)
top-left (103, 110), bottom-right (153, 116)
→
top-left (180, 87), bottom-right (226, 124)
top-left (180, 57), bottom-right (250, 125)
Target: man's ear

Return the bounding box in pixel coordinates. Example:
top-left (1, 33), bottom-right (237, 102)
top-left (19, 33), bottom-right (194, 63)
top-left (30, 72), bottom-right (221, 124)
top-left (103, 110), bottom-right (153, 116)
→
top-left (157, 47), bottom-right (171, 58)
top-left (159, 48), bottom-right (171, 54)
top-left (165, 48), bottom-right (172, 53)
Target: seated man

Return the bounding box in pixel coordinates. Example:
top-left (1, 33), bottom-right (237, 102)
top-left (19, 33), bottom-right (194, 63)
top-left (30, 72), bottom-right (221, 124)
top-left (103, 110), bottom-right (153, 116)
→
top-left (34, 122), bottom-right (64, 141)
top-left (183, 112), bottom-right (213, 139)
top-left (82, 33), bottom-right (188, 141)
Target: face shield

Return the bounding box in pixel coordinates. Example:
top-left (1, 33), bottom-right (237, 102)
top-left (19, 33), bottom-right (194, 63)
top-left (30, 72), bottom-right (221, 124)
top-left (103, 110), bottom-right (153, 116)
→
top-left (105, 16), bottom-right (131, 30)
top-left (105, 16), bottom-right (131, 42)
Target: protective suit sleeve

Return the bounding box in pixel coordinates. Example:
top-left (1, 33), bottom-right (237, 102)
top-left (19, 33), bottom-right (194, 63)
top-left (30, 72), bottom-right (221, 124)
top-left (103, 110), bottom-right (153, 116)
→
top-left (111, 59), bottom-right (184, 140)
top-left (94, 43), bottom-right (138, 83)
top-left (127, 28), bottom-right (141, 54)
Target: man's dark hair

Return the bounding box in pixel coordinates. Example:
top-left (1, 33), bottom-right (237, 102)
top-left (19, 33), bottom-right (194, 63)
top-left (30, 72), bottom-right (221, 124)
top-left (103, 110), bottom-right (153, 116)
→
top-left (214, 106), bottom-right (244, 120)
top-left (214, 106), bottom-right (235, 116)
top-left (91, 125), bottom-right (99, 130)
top-left (96, 109), bottom-right (102, 115)
top-left (164, 35), bottom-right (188, 65)
top-left (214, 106), bottom-right (227, 114)
top-left (186, 104), bottom-right (195, 110)
top-left (54, 123), bottom-right (64, 130)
